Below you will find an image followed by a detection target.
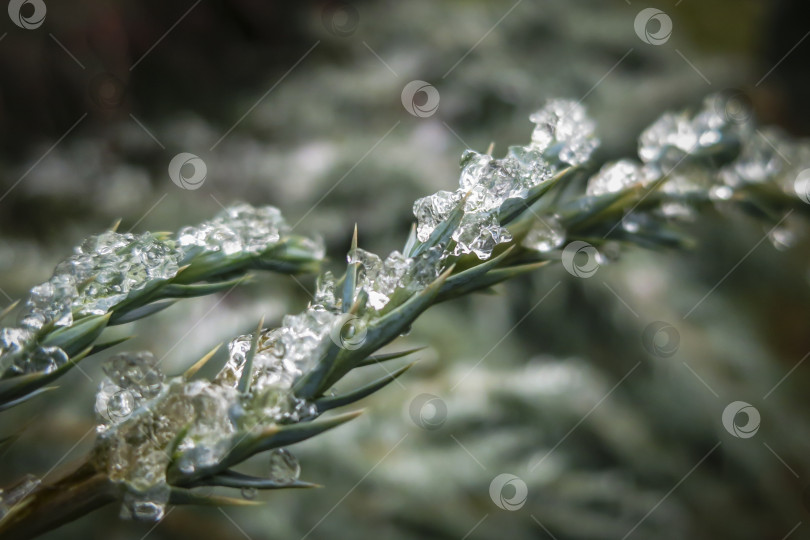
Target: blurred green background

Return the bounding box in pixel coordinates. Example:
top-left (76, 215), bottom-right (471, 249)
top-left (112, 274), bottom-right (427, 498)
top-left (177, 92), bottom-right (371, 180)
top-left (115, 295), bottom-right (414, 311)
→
top-left (2, 1), bottom-right (810, 538)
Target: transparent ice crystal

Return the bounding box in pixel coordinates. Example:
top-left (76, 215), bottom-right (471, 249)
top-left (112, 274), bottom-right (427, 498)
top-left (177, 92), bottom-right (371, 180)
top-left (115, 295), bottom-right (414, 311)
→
top-left (312, 271), bottom-right (340, 311)
top-left (413, 190), bottom-right (463, 243)
top-left (348, 247), bottom-right (442, 310)
top-left (413, 101), bottom-right (597, 261)
top-left (18, 231), bottom-right (182, 332)
top-left (639, 94), bottom-right (749, 168)
top-left (529, 99), bottom-right (599, 166)
top-left (3, 203), bottom-right (308, 379)
top-left (177, 203), bottom-right (292, 255)
top-left (522, 215), bottom-right (566, 253)
top-left (268, 448), bottom-right (300, 484)
top-left (586, 160), bottom-right (646, 196)
top-left (350, 249), bottom-right (411, 310)
top-left (95, 344), bottom-right (314, 521)
top-left (720, 127), bottom-right (787, 186)
top-left (0, 326), bottom-right (69, 375)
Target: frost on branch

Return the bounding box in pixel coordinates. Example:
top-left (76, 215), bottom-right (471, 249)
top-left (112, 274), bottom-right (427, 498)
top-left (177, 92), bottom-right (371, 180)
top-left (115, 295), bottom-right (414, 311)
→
top-left (0, 203), bottom-right (321, 378)
top-left (414, 100), bottom-right (599, 260)
top-left (95, 334), bottom-right (312, 520)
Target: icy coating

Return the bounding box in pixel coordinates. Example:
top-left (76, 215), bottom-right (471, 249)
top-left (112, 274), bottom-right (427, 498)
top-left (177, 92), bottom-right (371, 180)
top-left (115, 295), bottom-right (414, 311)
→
top-left (42, 94), bottom-right (810, 521)
top-left (177, 203), bottom-right (309, 256)
top-left (521, 215), bottom-right (566, 253)
top-left (348, 248), bottom-right (443, 310)
top-left (96, 342), bottom-right (307, 520)
top-left (529, 99), bottom-right (599, 166)
top-left (638, 94), bottom-right (743, 167)
top-left (633, 94), bottom-right (810, 226)
top-left (1, 204), bottom-right (311, 377)
top-left (586, 160), bottom-right (648, 196)
top-left (414, 100), bottom-right (598, 260)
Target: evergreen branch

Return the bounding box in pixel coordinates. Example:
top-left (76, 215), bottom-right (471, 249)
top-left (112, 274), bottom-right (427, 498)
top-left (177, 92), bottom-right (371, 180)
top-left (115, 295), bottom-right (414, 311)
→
top-left (1, 94), bottom-right (808, 538)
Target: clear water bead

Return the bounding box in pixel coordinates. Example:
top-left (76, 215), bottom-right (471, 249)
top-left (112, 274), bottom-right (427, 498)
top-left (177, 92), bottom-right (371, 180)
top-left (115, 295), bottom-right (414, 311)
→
top-left (521, 216), bottom-right (566, 252)
top-left (268, 448), bottom-right (301, 484)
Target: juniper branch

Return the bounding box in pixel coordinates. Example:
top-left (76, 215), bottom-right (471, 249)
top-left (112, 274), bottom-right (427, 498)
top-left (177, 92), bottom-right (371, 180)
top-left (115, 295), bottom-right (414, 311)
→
top-left (1, 95), bottom-right (808, 539)
top-left (0, 204), bottom-right (324, 410)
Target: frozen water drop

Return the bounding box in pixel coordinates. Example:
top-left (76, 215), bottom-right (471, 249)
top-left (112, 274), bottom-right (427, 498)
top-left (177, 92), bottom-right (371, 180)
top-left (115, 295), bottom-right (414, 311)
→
top-left (268, 448), bottom-right (300, 484)
top-left (586, 160), bottom-right (644, 196)
top-left (529, 99), bottom-right (599, 165)
top-left (522, 216), bottom-right (566, 252)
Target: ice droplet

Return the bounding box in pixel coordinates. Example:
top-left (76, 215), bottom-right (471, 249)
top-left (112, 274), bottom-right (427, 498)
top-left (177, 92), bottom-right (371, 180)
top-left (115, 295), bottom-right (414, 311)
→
top-left (177, 203), bottom-right (290, 255)
top-left (586, 160), bottom-right (645, 196)
top-left (529, 99), bottom-right (599, 166)
top-left (639, 94), bottom-right (748, 168)
top-left (268, 448), bottom-right (300, 484)
top-left (720, 128), bottom-right (786, 186)
top-left (412, 190), bottom-right (463, 242)
top-left (413, 100), bottom-right (596, 261)
top-left (522, 216), bottom-right (566, 252)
